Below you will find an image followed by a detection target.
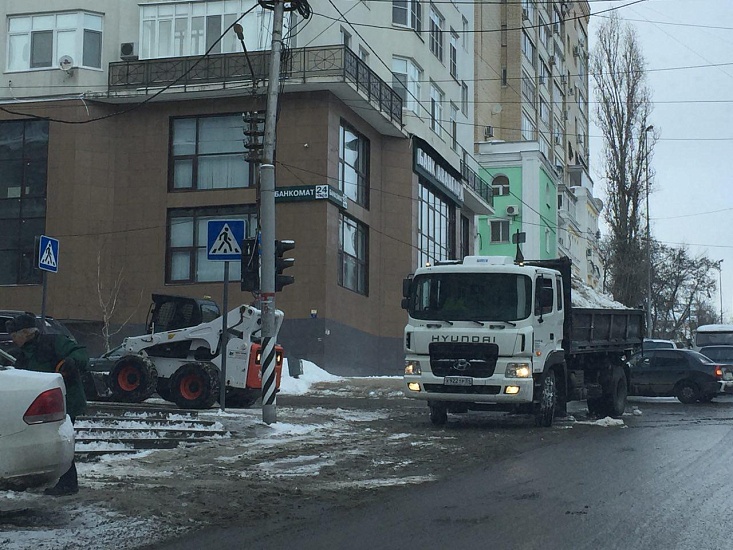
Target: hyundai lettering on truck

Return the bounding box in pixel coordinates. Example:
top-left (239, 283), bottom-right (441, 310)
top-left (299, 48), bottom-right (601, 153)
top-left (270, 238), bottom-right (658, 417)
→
top-left (401, 256), bottom-right (644, 426)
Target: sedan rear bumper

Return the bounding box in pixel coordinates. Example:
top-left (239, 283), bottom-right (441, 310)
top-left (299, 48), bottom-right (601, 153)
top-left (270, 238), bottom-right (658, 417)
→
top-left (0, 415), bottom-right (75, 491)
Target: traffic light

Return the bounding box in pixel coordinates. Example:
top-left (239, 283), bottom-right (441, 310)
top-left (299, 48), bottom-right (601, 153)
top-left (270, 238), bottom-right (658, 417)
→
top-left (275, 239), bottom-right (295, 292)
top-left (241, 238), bottom-right (260, 292)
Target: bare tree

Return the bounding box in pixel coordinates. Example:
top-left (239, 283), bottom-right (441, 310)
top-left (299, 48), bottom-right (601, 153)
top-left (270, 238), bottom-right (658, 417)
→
top-left (96, 249), bottom-right (142, 352)
top-left (591, 12), bottom-right (655, 307)
top-left (651, 243), bottom-right (716, 341)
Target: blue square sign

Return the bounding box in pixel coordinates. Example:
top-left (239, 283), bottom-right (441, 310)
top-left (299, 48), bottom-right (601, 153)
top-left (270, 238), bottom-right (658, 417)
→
top-left (207, 220), bottom-right (245, 261)
top-left (38, 235), bottom-right (59, 273)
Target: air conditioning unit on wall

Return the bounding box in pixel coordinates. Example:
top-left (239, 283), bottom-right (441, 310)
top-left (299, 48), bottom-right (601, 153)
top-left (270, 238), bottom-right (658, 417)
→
top-left (484, 125), bottom-right (495, 139)
top-left (120, 42), bottom-right (138, 61)
top-left (506, 204), bottom-right (520, 216)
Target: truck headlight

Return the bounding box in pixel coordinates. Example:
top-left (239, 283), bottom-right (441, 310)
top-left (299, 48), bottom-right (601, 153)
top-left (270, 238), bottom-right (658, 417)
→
top-left (506, 363), bottom-right (531, 378)
top-left (404, 360), bottom-right (421, 375)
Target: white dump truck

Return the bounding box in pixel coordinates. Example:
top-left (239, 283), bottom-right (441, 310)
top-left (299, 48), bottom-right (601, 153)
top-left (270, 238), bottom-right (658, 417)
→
top-left (401, 256), bottom-right (644, 426)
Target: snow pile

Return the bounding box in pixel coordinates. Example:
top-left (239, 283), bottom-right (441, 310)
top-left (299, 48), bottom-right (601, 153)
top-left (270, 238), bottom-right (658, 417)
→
top-left (571, 275), bottom-right (630, 310)
top-left (278, 359), bottom-right (343, 395)
top-left (575, 416), bottom-right (626, 427)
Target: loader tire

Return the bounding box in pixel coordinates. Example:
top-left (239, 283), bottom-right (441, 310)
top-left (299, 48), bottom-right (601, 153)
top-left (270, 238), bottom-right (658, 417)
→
top-left (169, 362), bottom-right (219, 409)
top-left (108, 355), bottom-right (158, 403)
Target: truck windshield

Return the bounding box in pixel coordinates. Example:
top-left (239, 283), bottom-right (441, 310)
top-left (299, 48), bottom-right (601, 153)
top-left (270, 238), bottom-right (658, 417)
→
top-left (695, 330), bottom-right (733, 347)
top-left (409, 273), bottom-right (533, 322)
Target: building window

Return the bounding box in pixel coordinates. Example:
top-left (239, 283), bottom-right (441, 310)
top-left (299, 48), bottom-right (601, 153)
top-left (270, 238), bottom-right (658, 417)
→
top-left (429, 6), bottom-right (444, 62)
top-left (7, 12), bottom-right (102, 71)
top-left (338, 213), bottom-right (368, 295)
top-left (521, 31), bottom-right (536, 68)
top-left (392, 56), bottom-right (422, 113)
top-left (393, 0), bottom-right (421, 34)
top-left (341, 28), bottom-right (352, 49)
top-left (462, 17), bottom-right (468, 50)
top-left (167, 206), bottom-right (257, 283)
top-left (141, 1), bottom-right (268, 59)
top-left (492, 175), bottom-right (510, 196)
top-left (430, 83), bottom-right (444, 137)
top-left (449, 30), bottom-right (458, 79)
top-left (521, 72), bottom-right (536, 104)
top-left (418, 183), bottom-right (454, 266)
top-left (449, 103), bottom-right (459, 152)
top-left (491, 220), bottom-right (510, 243)
top-left (0, 120), bottom-right (48, 286)
top-left (539, 97), bottom-right (550, 126)
top-left (339, 121), bottom-right (370, 208)
top-left (461, 81), bottom-right (469, 115)
top-left (521, 110), bottom-right (536, 141)
top-left (170, 114), bottom-right (253, 191)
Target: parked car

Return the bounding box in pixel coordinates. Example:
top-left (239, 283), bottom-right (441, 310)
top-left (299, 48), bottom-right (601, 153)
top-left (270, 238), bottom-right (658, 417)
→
top-left (0, 310), bottom-right (76, 364)
top-left (642, 338), bottom-right (676, 350)
top-left (0, 366), bottom-right (75, 491)
top-left (628, 349), bottom-right (726, 403)
top-left (698, 346), bottom-right (733, 395)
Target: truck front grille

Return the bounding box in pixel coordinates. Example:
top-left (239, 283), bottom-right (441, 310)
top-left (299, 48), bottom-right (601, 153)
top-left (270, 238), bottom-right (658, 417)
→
top-left (428, 342), bottom-right (499, 377)
top-left (423, 384), bottom-right (501, 395)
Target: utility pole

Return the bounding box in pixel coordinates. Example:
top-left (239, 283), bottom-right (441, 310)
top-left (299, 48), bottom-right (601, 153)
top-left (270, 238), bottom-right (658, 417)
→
top-left (644, 125), bottom-right (653, 338)
top-left (259, 0), bottom-right (286, 425)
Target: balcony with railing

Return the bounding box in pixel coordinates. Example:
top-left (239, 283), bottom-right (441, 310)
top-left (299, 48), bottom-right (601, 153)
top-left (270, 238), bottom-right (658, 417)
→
top-left (105, 45), bottom-right (403, 136)
top-left (460, 160), bottom-right (494, 209)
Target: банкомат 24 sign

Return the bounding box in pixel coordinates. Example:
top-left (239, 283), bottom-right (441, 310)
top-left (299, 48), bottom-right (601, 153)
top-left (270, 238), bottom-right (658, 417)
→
top-left (275, 185), bottom-right (347, 209)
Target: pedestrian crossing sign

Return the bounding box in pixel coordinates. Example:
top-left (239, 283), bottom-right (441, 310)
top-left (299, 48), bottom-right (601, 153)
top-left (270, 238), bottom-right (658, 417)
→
top-left (207, 220), bottom-right (245, 261)
top-left (38, 235), bottom-right (59, 273)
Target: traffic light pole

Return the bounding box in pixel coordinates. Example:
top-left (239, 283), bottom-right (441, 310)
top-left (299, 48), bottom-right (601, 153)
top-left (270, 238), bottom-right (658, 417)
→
top-left (259, 0), bottom-right (285, 425)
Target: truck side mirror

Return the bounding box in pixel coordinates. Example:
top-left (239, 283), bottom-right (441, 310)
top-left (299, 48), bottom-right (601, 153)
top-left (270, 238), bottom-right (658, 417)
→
top-left (401, 297), bottom-right (410, 310)
top-left (402, 277), bottom-right (413, 298)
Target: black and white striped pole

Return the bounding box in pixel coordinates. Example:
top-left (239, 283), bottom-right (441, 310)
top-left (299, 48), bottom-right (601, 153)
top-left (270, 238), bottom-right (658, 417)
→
top-left (259, 0), bottom-right (285, 424)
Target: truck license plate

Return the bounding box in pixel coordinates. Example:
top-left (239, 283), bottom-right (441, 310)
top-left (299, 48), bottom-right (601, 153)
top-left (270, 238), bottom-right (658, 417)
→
top-left (444, 376), bottom-right (473, 386)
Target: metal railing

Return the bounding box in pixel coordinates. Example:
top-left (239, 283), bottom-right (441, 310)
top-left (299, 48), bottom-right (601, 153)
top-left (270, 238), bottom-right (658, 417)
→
top-left (460, 159), bottom-right (494, 207)
top-left (108, 45), bottom-right (402, 126)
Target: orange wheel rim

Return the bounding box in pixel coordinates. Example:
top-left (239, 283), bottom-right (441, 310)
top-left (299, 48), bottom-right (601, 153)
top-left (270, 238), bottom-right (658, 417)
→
top-left (118, 365), bottom-right (141, 391)
top-left (180, 373), bottom-right (204, 400)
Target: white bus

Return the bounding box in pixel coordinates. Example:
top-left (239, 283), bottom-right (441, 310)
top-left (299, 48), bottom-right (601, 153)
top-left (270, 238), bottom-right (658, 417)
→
top-left (693, 324), bottom-right (733, 351)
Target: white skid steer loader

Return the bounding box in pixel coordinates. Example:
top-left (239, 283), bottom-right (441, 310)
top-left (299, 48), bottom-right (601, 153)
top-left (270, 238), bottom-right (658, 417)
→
top-left (106, 305), bottom-right (284, 409)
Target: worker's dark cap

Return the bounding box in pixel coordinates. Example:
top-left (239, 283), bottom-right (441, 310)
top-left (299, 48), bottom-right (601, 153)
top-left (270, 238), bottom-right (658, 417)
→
top-left (5, 313), bottom-right (37, 334)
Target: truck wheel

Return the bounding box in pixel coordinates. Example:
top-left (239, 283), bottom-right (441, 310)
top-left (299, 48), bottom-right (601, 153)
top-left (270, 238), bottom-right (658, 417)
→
top-left (675, 380), bottom-right (700, 404)
top-left (429, 403), bottom-right (448, 426)
top-left (534, 370), bottom-right (556, 427)
top-left (225, 388), bottom-right (260, 408)
top-left (108, 356), bottom-right (158, 403)
top-left (170, 362), bottom-right (219, 409)
top-left (606, 365), bottom-right (628, 418)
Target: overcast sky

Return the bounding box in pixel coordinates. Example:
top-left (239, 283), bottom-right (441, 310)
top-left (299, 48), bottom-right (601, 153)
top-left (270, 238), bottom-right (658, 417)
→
top-left (588, 0), bottom-right (733, 326)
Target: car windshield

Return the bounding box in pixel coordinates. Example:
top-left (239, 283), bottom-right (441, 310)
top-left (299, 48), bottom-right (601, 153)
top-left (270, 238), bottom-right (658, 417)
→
top-left (408, 272), bottom-right (533, 322)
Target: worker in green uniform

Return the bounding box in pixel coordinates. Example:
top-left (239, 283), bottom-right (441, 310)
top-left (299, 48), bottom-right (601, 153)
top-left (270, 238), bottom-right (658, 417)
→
top-left (6, 313), bottom-right (88, 496)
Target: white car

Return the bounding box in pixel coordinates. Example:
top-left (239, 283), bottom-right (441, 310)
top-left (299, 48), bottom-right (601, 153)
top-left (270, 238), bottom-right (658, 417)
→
top-left (0, 366), bottom-right (75, 491)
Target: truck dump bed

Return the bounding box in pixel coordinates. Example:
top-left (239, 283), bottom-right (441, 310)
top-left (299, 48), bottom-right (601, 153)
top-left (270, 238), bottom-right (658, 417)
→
top-left (526, 257), bottom-right (644, 355)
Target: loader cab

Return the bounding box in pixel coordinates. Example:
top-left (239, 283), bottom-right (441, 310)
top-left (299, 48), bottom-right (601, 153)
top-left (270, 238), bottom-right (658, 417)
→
top-left (146, 294), bottom-right (221, 333)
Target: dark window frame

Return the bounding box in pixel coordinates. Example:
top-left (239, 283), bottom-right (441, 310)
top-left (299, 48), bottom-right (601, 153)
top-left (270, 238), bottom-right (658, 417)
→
top-left (338, 213), bottom-right (369, 295)
top-left (338, 120), bottom-right (370, 208)
top-left (166, 205), bottom-right (257, 284)
top-left (0, 120), bottom-right (48, 286)
top-left (169, 113), bottom-right (256, 192)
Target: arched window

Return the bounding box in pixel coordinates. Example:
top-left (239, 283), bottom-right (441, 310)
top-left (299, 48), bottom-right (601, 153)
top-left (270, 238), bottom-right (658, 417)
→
top-left (492, 175), bottom-right (510, 196)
